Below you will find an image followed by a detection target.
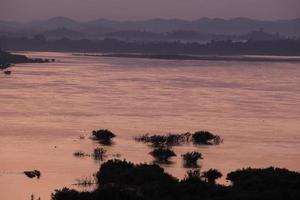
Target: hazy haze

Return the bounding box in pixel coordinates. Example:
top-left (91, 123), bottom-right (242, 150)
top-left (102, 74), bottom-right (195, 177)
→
top-left (0, 0), bottom-right (299, 21)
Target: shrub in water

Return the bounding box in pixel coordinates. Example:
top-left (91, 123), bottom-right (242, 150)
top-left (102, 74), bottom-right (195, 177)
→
top-left (149, 147), bottom-right (176, 163)
top-left (182, 151), bottom-right (203, 167)
top-left (92, 129), bottom-right (116, 145)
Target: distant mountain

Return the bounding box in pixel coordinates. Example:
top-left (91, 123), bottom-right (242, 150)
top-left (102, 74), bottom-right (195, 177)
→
top-left (43, 28), bottom-right (85, 39)
top-left (0, 17), bottom-right (299, 39)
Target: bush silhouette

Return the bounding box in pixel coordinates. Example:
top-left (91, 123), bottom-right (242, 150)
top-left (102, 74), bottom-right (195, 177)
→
top-left (182, 151), bottom-right (203, 167)
top-left (93, 147), bottom-right (106, 160)
top-left (92, 129), bottom-right (115, 145)
top-left (192, 131), bottom-right (221, 145)
top-left (135, 132), bottom-right (191, 147)
top-left (227, 167), bottom-right (300, 190)
top-left (202, 169), bottom-right (222, 184)
top-left (149, 147), bottom-right (176, 163)
top-left (52, 160), bottom-right (300, 200)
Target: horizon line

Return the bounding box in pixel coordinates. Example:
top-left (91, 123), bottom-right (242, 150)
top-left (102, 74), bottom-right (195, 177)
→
top-left (1, 16), bottom-right (300, 23)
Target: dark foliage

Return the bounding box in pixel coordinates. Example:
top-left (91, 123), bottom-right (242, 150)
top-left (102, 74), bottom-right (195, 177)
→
top-left (73, 151), bottom-right (88, 157)
top-left (135, 132), bottom-right (191, 147)
top-left (192, 131), bottom-right (221, 145)
top-left (52, 160), bottom-right (300, 200)
top-left (226, 167), bottom-right (300, 200)
top-left (24, 170), bottom-right (41, 179)
top-left (92, 129), bottom-right (116, 145)
top-left (149, 147), bottom-right (176, 163)
top-left (93, 147), bottom-right (106, 161)
top-left (51, 188), bottom-right (91, 200)
top-left (202, 169), bottom-right (223, 184)
top-left (227, 167), bottom-right (300, 190)
top-left (182, 151), bottom-right (203, 168)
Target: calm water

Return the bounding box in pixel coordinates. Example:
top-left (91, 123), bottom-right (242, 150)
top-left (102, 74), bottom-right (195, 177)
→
top-left (0, 52), bottom-right (300, 200)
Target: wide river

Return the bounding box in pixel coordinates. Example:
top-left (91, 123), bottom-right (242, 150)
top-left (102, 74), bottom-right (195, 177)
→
top-left (0, 52), bottom-right (299, 200)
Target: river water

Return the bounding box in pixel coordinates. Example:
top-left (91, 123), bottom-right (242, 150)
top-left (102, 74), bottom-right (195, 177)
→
top-left (0, 52), bottom-right (299, 200)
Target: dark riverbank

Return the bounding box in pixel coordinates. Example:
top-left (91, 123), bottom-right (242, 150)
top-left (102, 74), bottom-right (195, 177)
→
top-left (0, 50), bottom-right (54, 69)
top-left (79, 53), bottom-right (300, 62)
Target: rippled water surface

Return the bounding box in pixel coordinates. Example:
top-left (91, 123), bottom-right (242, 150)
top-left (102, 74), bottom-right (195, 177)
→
top-left (0, 52), bottom-right (300, 200)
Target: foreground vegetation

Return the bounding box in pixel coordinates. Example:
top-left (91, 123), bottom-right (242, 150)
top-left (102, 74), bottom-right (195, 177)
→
top-left (134, 131), bottom-right (221, 147)
top-left (52, 159), bottom-right (300, 200)
top-left (55, 129), bottom-right (299, 200)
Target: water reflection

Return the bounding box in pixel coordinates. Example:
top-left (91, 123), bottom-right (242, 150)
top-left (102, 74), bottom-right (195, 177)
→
top-left (0, 52), bottom-right (299, 200)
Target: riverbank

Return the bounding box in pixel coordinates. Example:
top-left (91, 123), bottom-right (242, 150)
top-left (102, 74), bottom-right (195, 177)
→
top-left (75, 53), bottom-right (300, 62)
top-left (0, 50), bottom-right (54, 69)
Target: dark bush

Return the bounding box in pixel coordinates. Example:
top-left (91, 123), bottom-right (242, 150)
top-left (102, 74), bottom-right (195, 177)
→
top-left (92, 129), bottom-right (116, 145)
top-left (96, 159), bottom-right (179, 200)
top-left (93, 147), bottom-right (106, 161)
top-left (149, 147), bottom-right (176, 163)
top-left (202, 169), bottom-right (223, 184)
top-left (52, 161), bottom-right (300, 200)
top-left (227, 167), bottom-right (300, 190)
top-left (182, 151), bottom-right (203, 167)
top-left (135, 132), bottom-right (190, 147)
top-left (51, 188), bottom-right (91, 200)
top-left (73, 151), bottom-right (88, 157)
top-left (192, 131), bottom-right (221, 145)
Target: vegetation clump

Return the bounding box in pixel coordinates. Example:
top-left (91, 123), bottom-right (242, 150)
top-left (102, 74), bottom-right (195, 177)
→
top-left (73, 151), bottom-right (89, 157)
top-left (149, 147), bottom-right (176, 163)
top-left (92, 129), bottom-right (116, 145)
top-left (202, 169), bottom-right (223, 184)
top-left (52, 159), bottom-right (300, 200)
top-left (24, 170), bottom-right (41, 179)
top-left (93, 147), bottom-right (106, 161)
top-left (74, 177), bottom-right (96, 187)
top-left (135, 132), bottom-right (191, 147)
top-left (182, 151), bottom-right (203, 168)
top-left (227, 167), bottom-right (300, 190)
top-left (135, 131), bottom-right (221, 147)
top-left (192, 131), bottom-right (222, 145)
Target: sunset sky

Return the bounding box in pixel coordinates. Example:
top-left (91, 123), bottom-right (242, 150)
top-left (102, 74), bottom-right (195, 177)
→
top-left (0, 0), bottom-right (299, 21)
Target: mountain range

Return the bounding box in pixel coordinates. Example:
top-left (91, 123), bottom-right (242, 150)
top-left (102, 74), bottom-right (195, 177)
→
top-left (0, 17), bottom-right (299, 39)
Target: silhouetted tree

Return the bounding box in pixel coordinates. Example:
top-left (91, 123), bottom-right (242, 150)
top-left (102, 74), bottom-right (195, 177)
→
top-left (182, 151), bottom-right (203, 167)
top-left (202, 169), bottom-right (222, 184)
top-left (149, 147), bottom-right (176, 163)
top-left (192, 131), bottom-right (219, 145)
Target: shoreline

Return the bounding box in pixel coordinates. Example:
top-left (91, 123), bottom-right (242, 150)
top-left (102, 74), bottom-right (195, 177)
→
top-left (74, 53), bottom-right (300, 62)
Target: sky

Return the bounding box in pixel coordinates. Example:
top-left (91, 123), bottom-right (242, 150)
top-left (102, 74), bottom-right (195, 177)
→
top-left (0, 0), bottom-right (299, 21)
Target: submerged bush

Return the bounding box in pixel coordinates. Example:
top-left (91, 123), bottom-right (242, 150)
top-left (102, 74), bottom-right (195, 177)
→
top-left (93, 147), bottom-right (106, 161)
top-left (182, 151), bottom-right (203, 168)
top-left (73, 151), bottom-right (89, 157)
top-left (75, 177), bottom-right (96, 187)
top-left (92, 129), bottom-right (116, 145)
top-left (149, 147), bottom-right (176, 163)
top-left (135, 132), bottom-right (191, 147)
top-left (192, 131), bottom-right (221, 145)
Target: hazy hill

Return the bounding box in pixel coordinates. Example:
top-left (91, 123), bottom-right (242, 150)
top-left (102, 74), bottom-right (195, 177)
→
top-left (0, 17), bottom-right (299, 39)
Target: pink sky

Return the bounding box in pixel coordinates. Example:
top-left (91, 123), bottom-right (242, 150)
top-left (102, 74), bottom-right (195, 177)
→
top-left (0, 0), bottom-right (299, 21)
